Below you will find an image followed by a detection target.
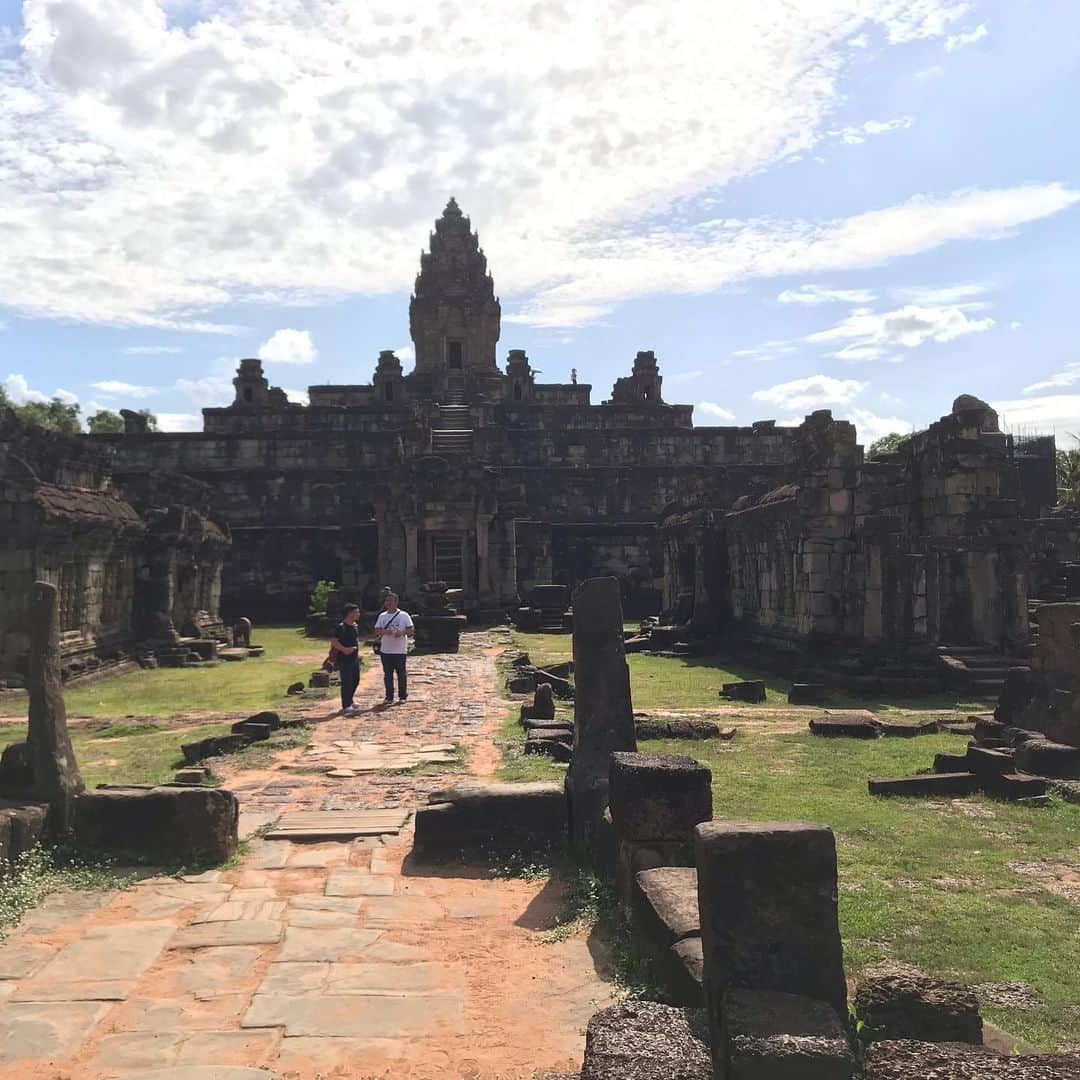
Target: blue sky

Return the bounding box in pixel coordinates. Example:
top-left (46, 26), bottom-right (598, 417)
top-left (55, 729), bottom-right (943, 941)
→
top-left (0, 0), bottom-right (1078, 444)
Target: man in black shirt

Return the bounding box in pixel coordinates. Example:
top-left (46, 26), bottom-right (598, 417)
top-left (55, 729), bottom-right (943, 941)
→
top-left (331, 603), bottom-right (362, 715)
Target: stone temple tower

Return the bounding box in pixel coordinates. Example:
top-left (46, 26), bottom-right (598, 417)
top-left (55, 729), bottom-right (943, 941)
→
top-left (408, 198), bottom-right (501, 399)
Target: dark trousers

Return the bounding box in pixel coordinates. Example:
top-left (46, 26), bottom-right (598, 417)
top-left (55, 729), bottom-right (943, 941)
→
top-left (340, 660), bottom-right (360, 709)
top-left (380, 652), bottom-right (407, 700)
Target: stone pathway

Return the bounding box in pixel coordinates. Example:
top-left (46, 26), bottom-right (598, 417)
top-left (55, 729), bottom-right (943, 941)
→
top-left (0, 632), bottom-right (614, 1080)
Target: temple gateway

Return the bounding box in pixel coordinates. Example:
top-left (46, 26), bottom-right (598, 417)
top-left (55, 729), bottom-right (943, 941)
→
top-left (3, 198), bottom-right (1074, 683)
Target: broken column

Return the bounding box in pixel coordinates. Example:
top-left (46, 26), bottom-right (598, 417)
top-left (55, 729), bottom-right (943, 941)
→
top-left (566, 577), bottom-right (637, 863)
top-left (25, 582), bottom-right (84, 832)
top-left (695, 819), bottom-right (848, 1076)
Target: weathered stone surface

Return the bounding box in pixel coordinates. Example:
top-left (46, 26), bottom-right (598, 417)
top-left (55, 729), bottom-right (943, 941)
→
top-left (869, 774), bottom-right (978, 797)
top-left (966, 745), bottom-right (1015, 781)
top-left (668, 937), bottom-right (705, 1007)
top-left (809, 713), bottom-right (880, 738)
top-left (74, 785), bottom-right (239, 865)
top-left (181, 734), bottom-right (252, 764)
top-left (636, 718), bottom-right (722, 740)
top-left (983, 772), bottom-right (1048, 801)
top-left (170, 920), bottom-right (283, 950)
top-left (633, 867), bottom-right (700, 949)
top-left (863, 1040), bottom-right (1080, 1079)
top-left (568, 578), bottom-right (636, 858)
top-left (0, 800), bottom-right (47, 869)
top-left (723, 989), bottom-right (855, 1079)
top-left (695, 821), bottom-right (847, 1020)
top-left (1015, 739), bottom-right (1080, 778)
top-left (879, 718), bottom-right (939, 737)
top-left (242, 991), bottom-right (464, 1037)
top-left (413, 781), bottom-right (566, 856)
top-left (0, 1001), bottom-right (110, 1067)
top-left (855, 965), bottom-right (982, 1044)
top-left (581, 1001), bottom-right (712, 1080)
top-left (721, 681), bottom-right (766, 704)
top-left (609, 752), bottom-right (712, 842)
top-left (933, 752), bottom-right (970, 773)
top-left (522, 683), bottom-right (556, 720)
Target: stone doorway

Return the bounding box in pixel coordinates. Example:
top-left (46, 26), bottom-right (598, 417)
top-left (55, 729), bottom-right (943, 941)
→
top-left (431, 534), bottom-right (465, 589)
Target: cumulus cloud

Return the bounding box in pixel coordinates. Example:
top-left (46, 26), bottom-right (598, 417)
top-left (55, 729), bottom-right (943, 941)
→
top-left (258, 329), bottom-right (316, 365)
top-left (695, 401), bottom-right (737, 422)
top-left (807, 302), bottom-right (994, 362)
top-left (831, 115), bottom-right (913, 145)
top-left (848, 408), bottom-right (915, 445)
top-left (0, 0), bottom-right (1058, 330)
top-left (283, 387), bottom-right (310, 405)
top-left (176, 373), bottom-right (233, 406)
top-left (92, 378), bottom-right (156, 398)
top-left (1023, 361), bottom-right (1080, 395)
top-left (778, 284), bottom-right (877, 305)
top-left (3, 372), bottom-right (78, 405)
top-left (752, 375), bottom-right (866, 411)
top-left (992, 396), bottom-right (1080, 445)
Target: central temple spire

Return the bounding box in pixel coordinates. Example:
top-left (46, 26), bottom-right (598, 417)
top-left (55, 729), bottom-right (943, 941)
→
top-left (409, 200), bottom-right (501, 380)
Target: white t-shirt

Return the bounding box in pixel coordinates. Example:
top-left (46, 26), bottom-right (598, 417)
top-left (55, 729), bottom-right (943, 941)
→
top-left (375, 609), bottom-right (414, 654)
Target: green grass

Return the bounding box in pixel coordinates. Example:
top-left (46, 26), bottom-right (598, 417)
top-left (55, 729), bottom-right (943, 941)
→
top-left (493, 706), bottom-right (569, 784)
top-left (510, 630), bottom-right (993, 714)
top-left (640, 729), bottom-right (1080, 1051)
top-left (0, 627), bottom-right (325, 720)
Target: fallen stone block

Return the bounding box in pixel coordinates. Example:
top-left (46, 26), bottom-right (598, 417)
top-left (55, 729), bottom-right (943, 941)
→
top-left (667, 937), bottom-right (705, 1007)
top-left (863, 1040), bottom-right (1080, 1079)
top-left (788, 683), bottom-right (830, 706)
top-left (723, 988), bottom-right (856, 1079)
top-left (172, 768), bottom-right (209, 785)
top-left (868, 774), bottom-right (977, 797)
top-left (413, 782), bottom-right (566, 857)
top-left (974, 715), bottom-right (1007, 742)
top-left (73, 786), bottom-right (238, 865)
top-left (609, 752), bottom-right (712, 843)
top-left (286, 681), bottom-right (305, 695)
top-left (0, 801), bottom-right (48, 868)
top-left (855, 964), bottom-right (981, 1044)
top-left (230, 721), bottom-right (272, 741)
top-left (1047, 779), bottom-right (1080, 804)
top-left (809, 713), bottom-right (880, 738)
top-left (933, 752), bottom-right (970, 773)
top-left (180, 734), bottom-right (252, 764)
top-left (721, 681), bottom-right (766, 704)
top-left (983, 772), bottom-right (1049, 801)
top-left (507, 675), bottom-right (537, 694)
top-left (942, 721), bottom-right (977, 735)
top-left (524, 737), bottom-right (573, 762)
top-left (247, 711), bottom-right (281, 731)
top-left (965, 745), bottom-right (1015, 781)
top-left (523, 717), bottom-right (574, 732)
top-left (308, 671), bottom-right (331, 689)
top-left (633, 866), bottom-right (700, 950)
top-left (1015, 740), bottom-right (1080, 779)
top-left (695, 820), bottom-right (847, 1023)
top-left (581, 1001), bottom-right (712, 1080)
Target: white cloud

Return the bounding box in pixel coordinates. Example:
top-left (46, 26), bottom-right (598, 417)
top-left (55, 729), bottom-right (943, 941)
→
top-left (778, 284), bottom-right (877, 305)
top-left (0, 0), bottom-right (1051, 330)
top-left (1023, 362), bottom-right (1080, 395)
top-left (831, 115), bottom-right (913, 145)
top-left (893, 282), bottom-right (989, 305)
top-left (123, 345), bottom-right (181, 355)
top-left (732, 339), bottom-right (798, 361)
top-left (3, 372), bottom-right (79, 405)
top-left (993, 396), bottom-right (1080, 445)
top-left (946, 23), bottom-right (988, 51)
top-left (176, 374), bottom-right (233, 407)
top-left (92, 379), bottom-right (157, 398)
top-left (283, 387), bottom-right (309, 405)
top-left (807, 302), bottom-right (994, 362)
top-left (752, 375), bottom-right (866, 411)
top-left (670, 369), bottom-right (705, 383)
top-left (258, 329), bottom-right (316, 365)
top-left (156, 412), bottom-right (201, 432)
top-left (695, 401), bottom-right (737, 422)
top-left (849, 409), bottom-right (915, 446)
top-left (1010, 321), bottom-right (1022, 331)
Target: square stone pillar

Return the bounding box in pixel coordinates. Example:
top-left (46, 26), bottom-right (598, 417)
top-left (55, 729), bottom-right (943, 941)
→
top-left (694, 819), bottom-right (847, 1064)
top-left (404, 523), bottom-right (420, 601)
top-left (476, 514), bottom-right (491, 602)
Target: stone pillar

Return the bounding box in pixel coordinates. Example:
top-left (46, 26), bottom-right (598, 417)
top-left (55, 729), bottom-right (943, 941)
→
top-left (27, 581), bottom-right (84, 832)
top-left (404, 523), bottom-right (420, 601)
top-left (566, 577), bottom-right (637, 862)
top-left (476, 514), bottom-right (491, 602)
top-left (694, 820), bottom-right (847, 1069)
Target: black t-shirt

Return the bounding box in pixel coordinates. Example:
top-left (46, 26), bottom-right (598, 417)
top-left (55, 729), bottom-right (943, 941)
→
top-left (334, 621), bottom-right (360, 663)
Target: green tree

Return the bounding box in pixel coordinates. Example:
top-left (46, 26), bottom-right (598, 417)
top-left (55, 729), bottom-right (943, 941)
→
top-left (868, 431), bottom-right (910, 459)
top-left (13, 397), bottom-right (82, 435)
top-left (135, 409), bottom-right (160, 432)
top-left (87, 409), bottom-right (125, 434)
top-left (1057, 445), bottom-right (1080, 510)
top-left (309, 580), bottom-right (337, 614)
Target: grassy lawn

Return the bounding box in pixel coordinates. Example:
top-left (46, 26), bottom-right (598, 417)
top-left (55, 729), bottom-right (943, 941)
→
top-left (0, 627), bottom-right (325, 720)
top-left (0, 718), bottom-right (234, 788)
top-left (641, 728), bottom-right (1080, 1051)
top-left (510, 630), bottom-right (994, 714)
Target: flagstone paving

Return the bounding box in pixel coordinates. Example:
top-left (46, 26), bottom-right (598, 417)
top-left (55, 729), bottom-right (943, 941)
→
top-left (0, 632), bottom-right (614, 1079)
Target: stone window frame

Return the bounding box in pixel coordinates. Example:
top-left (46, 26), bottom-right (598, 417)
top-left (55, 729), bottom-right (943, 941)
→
top-left (58, 562), bottom-right (82, 632)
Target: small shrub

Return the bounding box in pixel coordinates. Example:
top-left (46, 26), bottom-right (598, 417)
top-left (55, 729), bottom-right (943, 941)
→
top-left (308, 579), bottom-right (336, 614)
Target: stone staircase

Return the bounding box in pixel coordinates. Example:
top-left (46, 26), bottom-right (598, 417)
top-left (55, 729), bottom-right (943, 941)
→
top-left (936, 644), bottom-right (1030, 696)
top-left (431, 375), bottom-right (473, 454)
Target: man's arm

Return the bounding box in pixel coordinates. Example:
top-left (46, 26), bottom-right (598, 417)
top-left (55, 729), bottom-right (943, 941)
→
top-left (330, 629), bottom-right (358, 654)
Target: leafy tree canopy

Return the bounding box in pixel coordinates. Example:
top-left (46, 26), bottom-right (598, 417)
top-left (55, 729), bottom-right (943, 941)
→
top-left (867, 431), bottom-right (910, 459)
top-left (1057, 445), bottom-right (1080, 510)
top-left (88, 410), bottom-right (125, 434)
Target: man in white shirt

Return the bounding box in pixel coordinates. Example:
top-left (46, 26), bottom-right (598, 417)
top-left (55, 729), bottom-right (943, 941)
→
top-left (374, 592), bottom-right (414, 705)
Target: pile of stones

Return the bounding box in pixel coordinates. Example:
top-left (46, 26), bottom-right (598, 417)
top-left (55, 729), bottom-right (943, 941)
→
top-left (180, 710), bottom-right (308, 766)
top-left (513, 584), bottom-right (573, 633)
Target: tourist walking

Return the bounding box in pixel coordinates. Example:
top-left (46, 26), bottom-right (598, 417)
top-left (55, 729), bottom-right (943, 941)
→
top-left (374, 591), bottom-right (414, 704)
top-left (331, 602), bottom-right (362, 716)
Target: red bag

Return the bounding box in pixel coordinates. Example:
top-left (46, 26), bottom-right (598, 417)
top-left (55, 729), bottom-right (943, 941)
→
top-left (322, 646), bottom-right (339, 673)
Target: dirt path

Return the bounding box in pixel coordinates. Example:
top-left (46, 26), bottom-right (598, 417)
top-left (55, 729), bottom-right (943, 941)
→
top-left (0, 631), bottom-right (614, 1080)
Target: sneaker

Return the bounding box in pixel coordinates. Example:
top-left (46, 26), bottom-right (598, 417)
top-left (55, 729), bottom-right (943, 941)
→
top-left (382, 698), bottom-right (394, 706)
top-left (396, 697), bottom-right (407, 704)
top-left (342, 705), bottom-right (357, 716)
